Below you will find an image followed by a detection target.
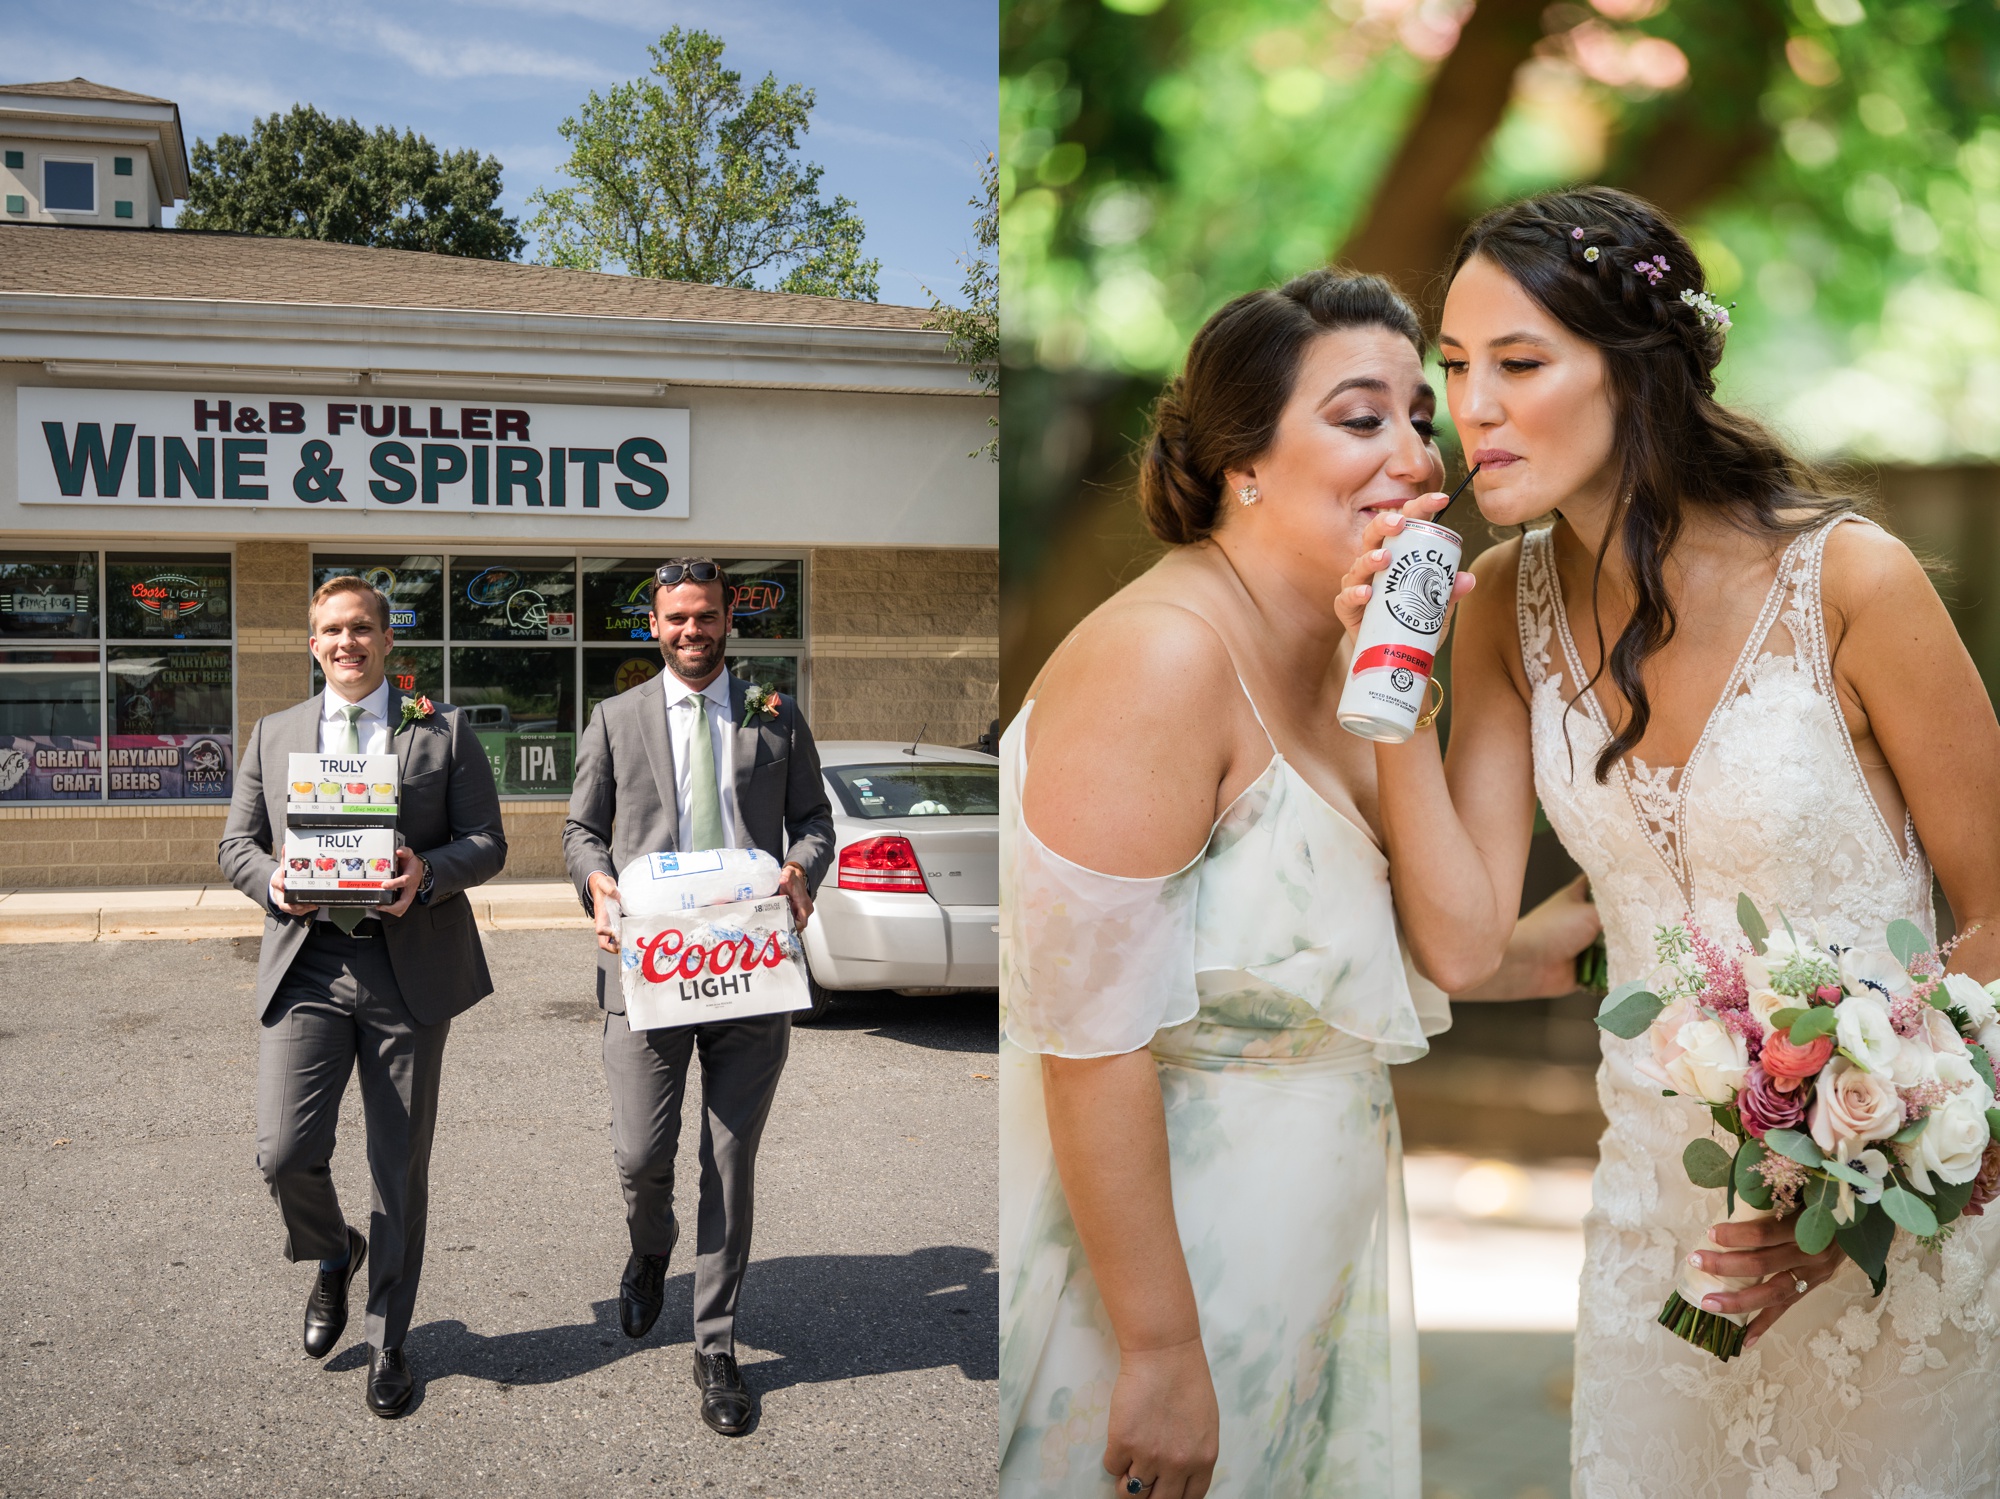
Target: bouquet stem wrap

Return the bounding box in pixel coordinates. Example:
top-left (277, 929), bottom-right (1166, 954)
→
top-left (1659, 1194), bottom-right (1772, 1361)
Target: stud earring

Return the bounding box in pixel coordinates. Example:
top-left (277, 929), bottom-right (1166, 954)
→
top-left (1236, 485), bottom-right (1259, 506)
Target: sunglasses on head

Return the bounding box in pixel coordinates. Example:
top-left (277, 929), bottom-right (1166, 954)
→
top-left (655, 560), bottom-right (721, 587)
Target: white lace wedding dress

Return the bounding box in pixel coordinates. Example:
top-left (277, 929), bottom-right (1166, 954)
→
top-left (1516, 517), bottom-right (2000, 1499)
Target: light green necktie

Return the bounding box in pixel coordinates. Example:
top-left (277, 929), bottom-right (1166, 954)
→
top-left (330, 703), bottom-right (367, 931)
top-left (683, 694), bottom-right (726, 851)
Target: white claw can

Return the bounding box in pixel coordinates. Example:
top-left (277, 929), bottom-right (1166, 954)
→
top-left (1337, 518), bottom-right (1463, 743)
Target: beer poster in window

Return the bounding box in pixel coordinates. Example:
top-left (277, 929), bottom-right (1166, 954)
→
top-left (0, 736), bottom-right (101, 800)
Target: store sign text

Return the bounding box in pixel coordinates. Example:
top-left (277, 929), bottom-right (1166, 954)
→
top-left (18, 388), bottom-right (691, 519)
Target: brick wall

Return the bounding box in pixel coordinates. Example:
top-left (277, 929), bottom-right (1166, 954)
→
top-left (808, 547), bottom-right (998, 746)
top-left (235, 540), bottom-right (311, 742)
top-left (0, 802), bottom-right (229, 888)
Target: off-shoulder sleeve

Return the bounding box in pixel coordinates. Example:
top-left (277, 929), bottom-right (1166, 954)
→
top-left (998, 710), bottom-right (1202, 1057)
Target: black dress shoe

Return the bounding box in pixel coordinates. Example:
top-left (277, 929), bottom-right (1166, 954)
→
top-left (366, 1345), bottom-right (414, 1419)
top-left (619, 1250), bottom-right (669, 1339)
top-left (302, 1226), bottom-right (367, 1359)
top-left (692, 1350), bottom-right (754, 1436)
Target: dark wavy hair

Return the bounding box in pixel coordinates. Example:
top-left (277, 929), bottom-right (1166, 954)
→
top-left (1451, 186), bottom-right (1854, 782)
top-left (1137, 268), bottom-right (1425, 545)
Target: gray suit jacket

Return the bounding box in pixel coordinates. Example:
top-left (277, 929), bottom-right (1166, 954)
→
top-left (218, 690), bottom-right (508, 1026)
top-left (562, 670), bottom-right (835, 1013)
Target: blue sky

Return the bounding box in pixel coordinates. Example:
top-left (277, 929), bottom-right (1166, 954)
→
top-left (6, 0), bottom-right (996, 307)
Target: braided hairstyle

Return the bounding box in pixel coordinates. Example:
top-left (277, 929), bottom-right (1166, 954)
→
top-left (1451, 186), bottom-right (1852, 783)
top-left (1138, 269), bottom-right (1425, 545)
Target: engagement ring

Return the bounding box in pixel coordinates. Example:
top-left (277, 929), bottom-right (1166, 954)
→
top-left (1794, 1277), bottom-right (1809, 1296)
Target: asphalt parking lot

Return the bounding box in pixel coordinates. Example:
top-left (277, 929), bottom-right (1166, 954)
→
top-left (0, 929), bottom-right (997, 1498)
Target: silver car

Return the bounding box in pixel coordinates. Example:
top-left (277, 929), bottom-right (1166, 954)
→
top-left (798, 740), bottom-right (999, 1020)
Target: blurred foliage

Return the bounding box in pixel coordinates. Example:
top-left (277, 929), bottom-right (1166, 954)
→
top-left (925, 153), bottom-right (1001, 460)
top-left (1001, 0), bottom-right (2000, 464)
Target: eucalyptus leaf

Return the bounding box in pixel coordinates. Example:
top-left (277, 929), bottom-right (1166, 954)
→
top-left (1595, 983), bottom-right (1666, 1040)
top-left (1880, 1186), bottom-right (1940, 1238)
top-left (1684, 1138), bottom-right (1734, 1188)
top-left (1762, 1128), bottom-right (1826, 1169)
top-left (1819, 1156), bottom-right (1875, 1191)
top-left (1886, 918), bottom-right (1929, 971)
top-left (1931, 1176), bottom-right (1978, 1229)
top-left (1835, 1206), bottom-right (1894, 1295)
top-left (1737, 894), bottom-right (1769, 955)
top-left (1988, 1108), bottom-right (2000, 1146)
top-left (1893, 1114), bottom-right (1930, 1144)
top-left (1795, 1199), bottom-right (1837, 1256)
top-left (1787, 1007), bottom-right (1840, 1045)
top-left (1971, 1046), bottom-right (1996, 1095)
top-left (1734, 1138), bottom-right (1774, 1211)
top-left (1709, 1103), bottom-right (1745, 1139)
top-left (1770, 1007), bottom-right (1806, 1030)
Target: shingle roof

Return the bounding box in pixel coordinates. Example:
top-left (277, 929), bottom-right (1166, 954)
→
top-left (0, 77), bottom-right (176, 106)
top-left (0, 223), bottom-right (934, 331)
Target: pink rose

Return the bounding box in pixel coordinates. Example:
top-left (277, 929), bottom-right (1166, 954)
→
top-left (1737, 1065), bottom-right (1806, 1141)
top-left (1809, 1057), bottom-right (1903, 1155)
top-left (1633, 996), bottom-right (1699, 1093)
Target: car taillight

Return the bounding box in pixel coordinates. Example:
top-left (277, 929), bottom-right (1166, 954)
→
top-left (837, 835), bottom-right (928, 893)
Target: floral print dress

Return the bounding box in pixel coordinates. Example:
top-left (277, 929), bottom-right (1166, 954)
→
top-left (998, 686), bottom-right (1449, 1498)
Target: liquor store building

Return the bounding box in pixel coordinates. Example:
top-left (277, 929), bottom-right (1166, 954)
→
top-left (0, 222), bottom-right (996, 886)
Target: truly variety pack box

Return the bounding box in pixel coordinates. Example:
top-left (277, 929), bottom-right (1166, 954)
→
top-left (284, 753), bottom-right (400, 827)
top-left (281, 825), bottom-right (399, 904)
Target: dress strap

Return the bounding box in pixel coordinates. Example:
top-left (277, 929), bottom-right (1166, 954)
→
top-left (1787, 512), bottom-right (1872, 702)
top-left (1230, 669), bottom-right (1280, 755)
top-left (1515, 527), bottom-right (1557, 690)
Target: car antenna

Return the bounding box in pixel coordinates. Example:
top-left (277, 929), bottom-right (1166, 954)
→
top-left (905, 721), bottom-right (928, 757)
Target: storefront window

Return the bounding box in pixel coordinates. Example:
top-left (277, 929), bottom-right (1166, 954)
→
top-left (719, 558), bottom-right (803, 641)
top-left (0, 655), bottom-right (101, 801)
top-left (583, 648), bottom-right (662, 721)
top-left (726, 654), bottom-right (799, 701)
top-left (450, 557), bottom-right (577, 642)
top-left (580, 559), bottom-right (659, 643)
top-left (106, 553), bottom-right (231, 640)
top-left (579, 556), bottom-right (802, 642)
top-left (314, 555), bottom-right (443, 639)
top-left (450, 645), bottom-right (576, 795)
top-left (107, 645), bottom-right (234, 799)
top-left (0, 551), bottom-right (97, 639)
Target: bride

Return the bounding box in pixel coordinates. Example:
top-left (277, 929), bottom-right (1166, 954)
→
top-left (1341, 186), bottom-right (2000, 1495)
top-left (1000, 268), bottom-right (1599, 1497)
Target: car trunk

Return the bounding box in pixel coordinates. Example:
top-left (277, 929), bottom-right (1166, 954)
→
top-left (900, 819), bottom-right (998, 907)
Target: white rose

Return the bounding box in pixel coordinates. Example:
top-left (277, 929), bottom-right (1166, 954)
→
top-left (1922, 1006), bottom-right (1971, 1059)
top-left (1632, 995), bottom-right (1700, 1094)
top-left (1890, 1035), bottom-right (1942, 1090)
top-left (1810, 1057), bottom-right (1904, 1154)
top-left (1748, 987), bottom-right (1792, 1035)
top-left (1835, 991), bottom-right (1902, 1075)
top-left (1663, 1017), bottom-right (1749, 1104)
top-left (1902, 1086), bottom-right (1993, 1191)
top-left (1977, 1020), bottom-right (2000, 1058)
top-left (1934, 1050), bottom-right (1988, 1102)
top-left (1944, 973), bottom-right (1998, 1032)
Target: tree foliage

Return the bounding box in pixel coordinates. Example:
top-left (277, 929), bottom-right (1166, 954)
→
top-left (926, 152), bottom-right (1000, 459)
top-left (526, 28), bottom-right (880, 300)
top-left (177, 104), bottom-right (523, 260)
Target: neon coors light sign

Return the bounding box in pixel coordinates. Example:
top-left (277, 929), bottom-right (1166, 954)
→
top-left (19, 389), bottom-right (691, 519)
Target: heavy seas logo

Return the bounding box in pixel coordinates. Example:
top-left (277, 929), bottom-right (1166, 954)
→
top-left (183, 737), bottom-right (228, 790)
top-left (129, 572), bottom-right (210, 621)
top-left (1381, 547), bottom-right (1454, 636)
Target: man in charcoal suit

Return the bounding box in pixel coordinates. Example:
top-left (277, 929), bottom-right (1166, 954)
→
top-left (563, 556), bottom-right (834, 1436)
top-left (219, 576), bottom-right (506, 1418)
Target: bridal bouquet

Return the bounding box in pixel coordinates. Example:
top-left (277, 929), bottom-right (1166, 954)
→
top-left (1596, 896), bottom-right (2000, 1360)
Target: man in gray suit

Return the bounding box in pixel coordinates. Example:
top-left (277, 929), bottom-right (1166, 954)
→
top-left (563, 557), bottom-right (833, 1437)
top-left (219, 576), bottom-right (506, 1418)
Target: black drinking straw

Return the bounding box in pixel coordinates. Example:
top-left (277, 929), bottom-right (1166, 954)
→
top-left (1434, 462), bottom-right (1482, 523)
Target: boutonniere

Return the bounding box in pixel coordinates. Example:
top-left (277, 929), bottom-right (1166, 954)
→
top-left (741, 685), bottom-right (782, 726)
top-left (398, 695), bottom-right (436, 729)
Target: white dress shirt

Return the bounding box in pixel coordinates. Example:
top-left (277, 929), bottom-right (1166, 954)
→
top-left (660, 672), bottom-right (740, 851)
top-left (319, 678), bottom-right (392, 755)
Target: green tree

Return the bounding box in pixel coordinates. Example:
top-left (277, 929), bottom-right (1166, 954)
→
top-left (527, 28), bottom-right (880, 300)
top-left (926, 152), bottom-right (1000, 459)
top-left (176, 104), bottom-right (523, 259)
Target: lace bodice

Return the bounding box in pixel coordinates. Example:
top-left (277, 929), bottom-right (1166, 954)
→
top-left (1518, 518), bottom-right (2000, 1498)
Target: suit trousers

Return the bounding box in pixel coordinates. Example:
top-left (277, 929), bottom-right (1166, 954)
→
top-left (601, 1009), bottom-right (790, 1356)
top-left (255, 924), bottom-right (450, 1350)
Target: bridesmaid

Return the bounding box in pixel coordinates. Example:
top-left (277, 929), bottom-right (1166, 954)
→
top-left (999, 268), bottom-right (1600, 1498)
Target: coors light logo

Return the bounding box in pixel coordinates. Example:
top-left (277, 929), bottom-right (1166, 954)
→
top-left (1381, 547), bottom-right (1454, 636)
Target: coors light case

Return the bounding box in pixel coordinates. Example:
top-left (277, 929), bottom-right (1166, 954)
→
top-left (282, 752), bottom-right (400, 905)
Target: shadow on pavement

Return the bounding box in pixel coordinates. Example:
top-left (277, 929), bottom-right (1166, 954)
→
top-left (805, 990), bottom-right (998, 1054)
top-left (381, 1243), bottom-right (996, 1391)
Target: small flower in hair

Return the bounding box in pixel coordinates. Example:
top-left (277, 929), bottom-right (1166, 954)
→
top-left (1584, 246), bottom-right (1600, 262)
top-left (1634, 254), bottom-right (1670, 286)
top-left (1571, 226), bottom-right (1585, 240)
top-left (1680, 287), bottom-right (1734, 332)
